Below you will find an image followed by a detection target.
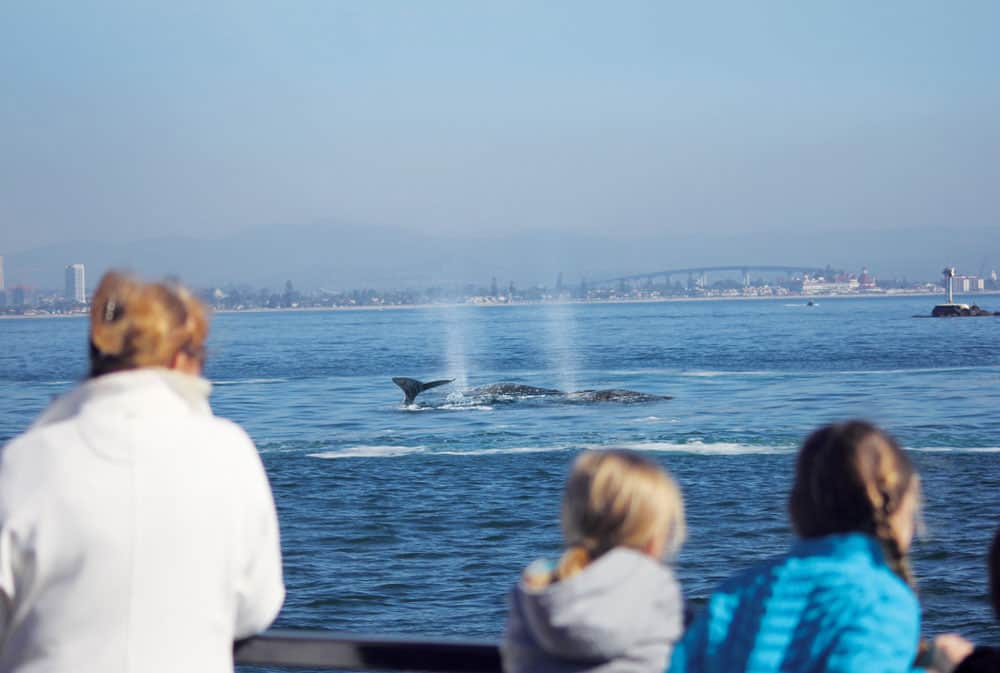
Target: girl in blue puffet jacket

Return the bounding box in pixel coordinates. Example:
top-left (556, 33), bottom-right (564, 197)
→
top-left (669, 420), bottom-right (924, 673)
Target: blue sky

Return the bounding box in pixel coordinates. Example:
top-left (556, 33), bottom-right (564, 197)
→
top-left (1, 2), bottom-right (998, 285)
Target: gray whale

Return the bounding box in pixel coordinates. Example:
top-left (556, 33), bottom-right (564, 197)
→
top-left (565, 389), bottom-right (673, 403)
top-left (464, 383), bottom-right (564, 398)
top-left (392, 378), bottom-right (671, 405)
top-left (392, 377), bottom-right (455, 405)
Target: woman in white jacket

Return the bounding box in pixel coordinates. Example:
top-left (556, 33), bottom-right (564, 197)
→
top-left (0, 271), bottom-right (285, 673)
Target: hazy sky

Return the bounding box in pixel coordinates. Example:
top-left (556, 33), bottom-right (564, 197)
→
top-left (1, 2), bottom-right (998, 284)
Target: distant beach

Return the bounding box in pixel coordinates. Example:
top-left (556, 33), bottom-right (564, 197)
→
top-left (7, 288), bottom-right (998, 320)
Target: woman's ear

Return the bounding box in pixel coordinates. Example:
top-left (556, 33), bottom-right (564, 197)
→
top-left (169, 350), bottom-right (202, 375)
top-left (642, 532), bottom-right (667, 560)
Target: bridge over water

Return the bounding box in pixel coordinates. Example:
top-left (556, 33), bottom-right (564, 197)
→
top-left (602, 265), bottom-right (838, 288)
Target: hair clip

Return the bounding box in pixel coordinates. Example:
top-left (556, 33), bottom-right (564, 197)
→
top-left (104, 299), bottom-right (117, 322)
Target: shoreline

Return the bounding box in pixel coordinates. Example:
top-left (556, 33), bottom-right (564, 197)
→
top-left (4, 290), bottom-right (1000, 319)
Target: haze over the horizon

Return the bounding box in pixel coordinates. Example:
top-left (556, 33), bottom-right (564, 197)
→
top-left (1, 2), bottom-right (998, 289)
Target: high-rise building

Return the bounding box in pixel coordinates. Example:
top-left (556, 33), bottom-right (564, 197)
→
top-left (0, 255), bottom-right (5, 290)
top-left (65, 263), bottom-right (86, 303)
top-left (12, 286), bottom-right (27, 307)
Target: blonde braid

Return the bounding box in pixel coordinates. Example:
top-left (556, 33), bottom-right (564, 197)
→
top-left (555, 545), bottom-right (592, 581)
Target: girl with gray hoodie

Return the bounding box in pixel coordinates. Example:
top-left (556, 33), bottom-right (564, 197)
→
top-left (501, 450), bottom-right (687, 673)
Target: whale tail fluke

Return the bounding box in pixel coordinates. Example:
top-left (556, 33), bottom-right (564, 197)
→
top-left (392, 377), bottom-right (454, 404)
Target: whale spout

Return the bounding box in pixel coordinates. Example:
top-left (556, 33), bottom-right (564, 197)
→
top-left (392, 377), bottom-right (455, 405)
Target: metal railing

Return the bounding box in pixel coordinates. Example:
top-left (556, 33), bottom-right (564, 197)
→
top-left (234, 630), bottom-right (502, 672)
top-left (235, 607), bottom-right (693, 670)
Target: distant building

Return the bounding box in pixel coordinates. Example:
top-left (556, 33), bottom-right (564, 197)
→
top-left (65, 263), bottom-right (86, 303)
top-left (801, 274), bottom-right (859, 295)
top-left (12, 286), bottom-right (28, 307)
top-left (858, 268), bottom-right (877, 290)
top-left (952, 275), bottom-right (985, 292)
top-left (0, 255), bottom-right (5, 291)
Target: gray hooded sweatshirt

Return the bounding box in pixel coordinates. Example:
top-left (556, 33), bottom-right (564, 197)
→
top-left (501, 548), bottom-right (684, 673)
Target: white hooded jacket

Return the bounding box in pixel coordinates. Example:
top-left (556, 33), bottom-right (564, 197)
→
top-left (0, 369), bottom-right (285, 673)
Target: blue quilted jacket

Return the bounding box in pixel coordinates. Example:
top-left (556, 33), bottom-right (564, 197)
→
top-left (668, 533), bottom-right (922, 673)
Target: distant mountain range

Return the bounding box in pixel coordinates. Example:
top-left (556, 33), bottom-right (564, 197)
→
top-left (3, 222), bottom-right (997, 292)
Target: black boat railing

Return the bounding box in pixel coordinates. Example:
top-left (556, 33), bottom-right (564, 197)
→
top-left (234, 630), bottom-right (502, 672)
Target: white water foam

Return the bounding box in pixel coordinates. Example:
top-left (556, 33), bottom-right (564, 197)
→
top-left (258, 442), bottom-right (314, 454)
top-left (306, 442), bottom-right (1000, 460)
top-left (586, 440), bottom-right (796, 455)
top-left (833, 366), bottom-right (1000, 376)
top-left (908, 446), bottom-right (1000, 453)
top-left (437, 446), bottom-right (569, 456)
top-left (212, 378), bottom-right (288, 386)
top-left (305, 441), bottom-right (798, 459)
top-left (308, 445), bottom-right (565, 459)
top-left (308, 445), bottom-right (428, 459)
top-left (403, 401), bottom-right (494, 412)
top-left (677, 369), bottom-right (788, 379)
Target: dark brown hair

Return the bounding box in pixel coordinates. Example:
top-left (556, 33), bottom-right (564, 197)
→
top-left (789, 420), bottom-right (918, 587)
top-left (89, 271), bottom-right (208, 378)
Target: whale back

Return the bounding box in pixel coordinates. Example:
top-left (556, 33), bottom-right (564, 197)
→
top-left (465, 383), bottom-right (564, 398)
top-left (392, 377), bottom-right (671, 405)
top-left (568, 389), bottom-right (673, 402)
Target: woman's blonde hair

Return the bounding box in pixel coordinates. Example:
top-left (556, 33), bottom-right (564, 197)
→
top-left (556, 449), bottom-right (685, 580)
top-left (88, 271), bottom-right (209, 378)
top-left (789, 420), bottom-right (918, 587)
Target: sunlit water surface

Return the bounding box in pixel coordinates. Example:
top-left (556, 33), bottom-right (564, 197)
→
top-left (2, 295), bottom-right (999, 668)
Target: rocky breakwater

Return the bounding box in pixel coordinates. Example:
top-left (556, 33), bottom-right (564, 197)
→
top-left (930, 303), bottom-right (1000, 317)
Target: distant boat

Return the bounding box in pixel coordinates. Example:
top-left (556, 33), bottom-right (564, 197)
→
top-left (806, 300), bottom-right (816, 307)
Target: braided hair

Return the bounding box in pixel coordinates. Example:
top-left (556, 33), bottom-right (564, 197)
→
top-left (788, 420), bottom-right (918, 588)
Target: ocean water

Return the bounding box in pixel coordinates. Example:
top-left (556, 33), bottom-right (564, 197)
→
top-left (2, 295), bottom-right (1000, 660)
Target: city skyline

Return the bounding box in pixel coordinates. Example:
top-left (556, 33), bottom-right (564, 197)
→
top-left (3, 254), bottom-right (998, 316)
top-left (1, 253), bottom-right (995, 293)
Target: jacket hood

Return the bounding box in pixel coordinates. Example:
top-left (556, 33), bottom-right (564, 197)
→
top-left (29, 369), bottom-right (214, 461)
top-left (506, 547), bottom-right (682, 665)
top-left (33, 369), bottom-right (212, 428)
